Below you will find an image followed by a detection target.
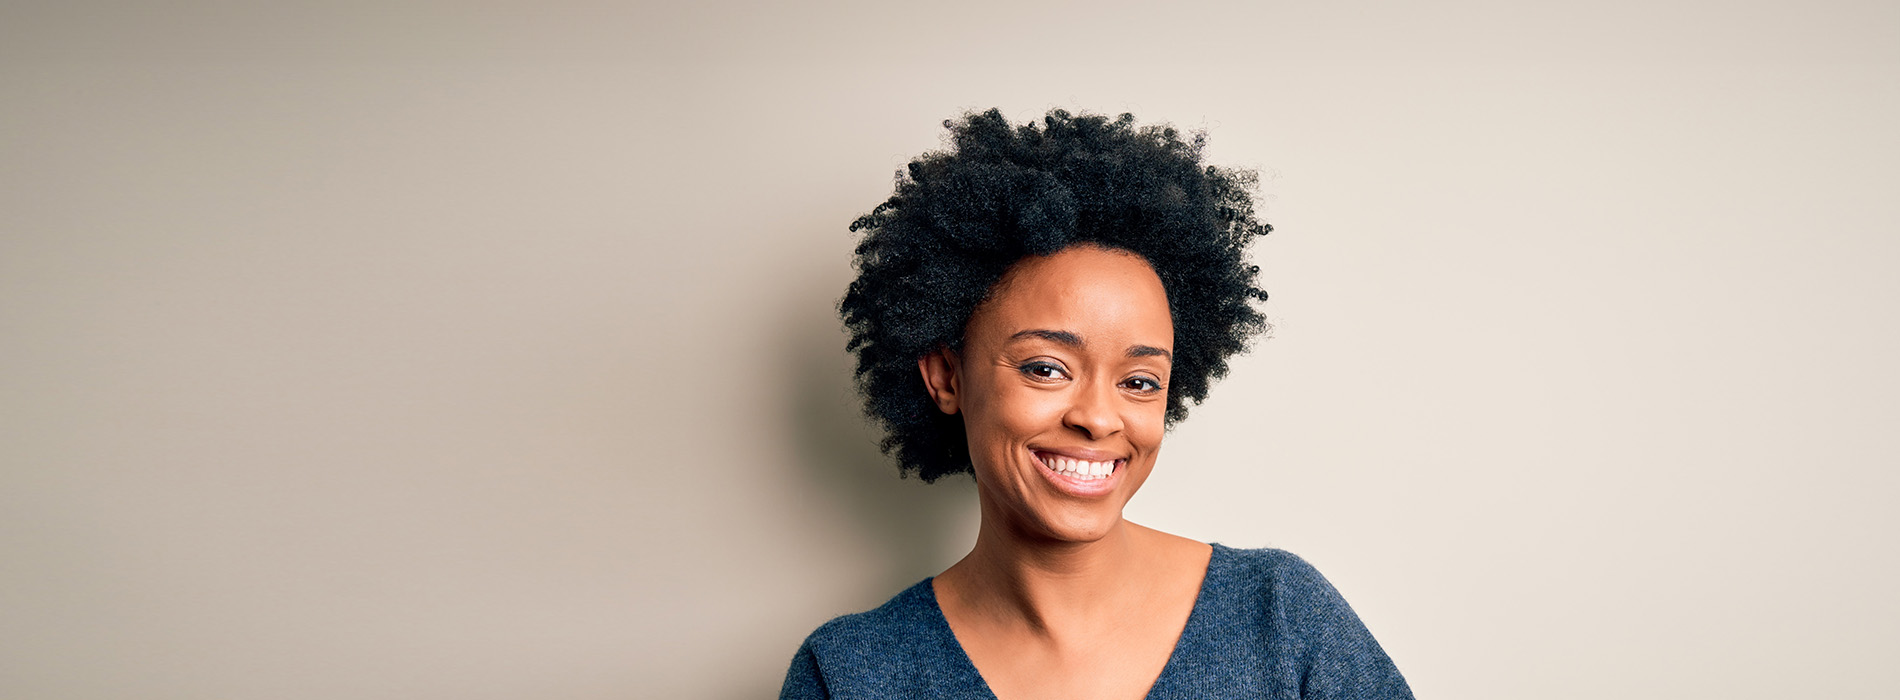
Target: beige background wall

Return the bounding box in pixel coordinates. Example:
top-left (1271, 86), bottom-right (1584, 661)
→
top-left (4, 1), bottom-right (1896, 698)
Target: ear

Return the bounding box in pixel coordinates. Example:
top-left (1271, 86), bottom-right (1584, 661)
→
top-left (917, 347), bottom-right (961, 415)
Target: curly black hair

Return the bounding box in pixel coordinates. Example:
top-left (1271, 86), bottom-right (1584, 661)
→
top-left (841, 108), bottom-right (1271, 482)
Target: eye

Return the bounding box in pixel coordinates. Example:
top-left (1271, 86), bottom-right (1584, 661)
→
top-left (1018, 360), bottom-right (1070, 383)
top-left (1122, 375), bottom-right (1164, 395)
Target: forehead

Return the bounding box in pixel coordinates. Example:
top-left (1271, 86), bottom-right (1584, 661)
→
top-left (969, 245), bottom-right (1173, 347)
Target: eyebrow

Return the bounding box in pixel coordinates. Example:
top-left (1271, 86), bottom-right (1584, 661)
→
top-left (1008, 329), bottom-right (1173, 363)
top-left (1010, 329), bottom-right (1082, 347)
top-left (1127, 345), bottom-right (1173, 362)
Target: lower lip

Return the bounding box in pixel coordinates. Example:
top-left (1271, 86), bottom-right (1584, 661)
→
top-left (1033, 453), bottom-right (1122, 498)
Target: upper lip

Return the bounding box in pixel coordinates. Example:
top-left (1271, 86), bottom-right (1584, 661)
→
top-left (1033, 447), bottom-right (1126, 462)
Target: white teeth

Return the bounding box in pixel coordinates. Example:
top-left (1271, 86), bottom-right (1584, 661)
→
top-left (1043, 454), bottom-right (1117, 480)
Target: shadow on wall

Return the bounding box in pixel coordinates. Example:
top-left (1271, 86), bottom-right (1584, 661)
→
top-left (713, 225), bottom-right (979, 700)
top-left (778, 258), bottom-right (977, 600)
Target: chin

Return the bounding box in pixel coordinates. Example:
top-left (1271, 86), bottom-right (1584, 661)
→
top-left (1033, 503), bottom-right (1126, 544)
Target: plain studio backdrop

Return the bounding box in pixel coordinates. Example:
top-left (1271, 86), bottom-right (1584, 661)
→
top-left (3, 1), bottom-right (1896, 698)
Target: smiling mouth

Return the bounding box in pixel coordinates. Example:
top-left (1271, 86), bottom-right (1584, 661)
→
top-left (1033, 451), bottom-right (1122, 481)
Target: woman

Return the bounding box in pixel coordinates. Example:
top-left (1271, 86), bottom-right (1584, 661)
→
top-left (782, 109), bottom-right (1411, 699)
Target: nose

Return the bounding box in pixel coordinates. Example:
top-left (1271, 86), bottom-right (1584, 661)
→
top-left (1062, 377), bottom-right (1124, 440)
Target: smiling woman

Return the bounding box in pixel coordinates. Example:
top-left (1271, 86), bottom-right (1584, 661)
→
top-left (782, 109), bottom-right (1412, 699)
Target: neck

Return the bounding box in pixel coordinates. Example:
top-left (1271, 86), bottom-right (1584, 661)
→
top-left (942, 501), bottom-right (1157, 636)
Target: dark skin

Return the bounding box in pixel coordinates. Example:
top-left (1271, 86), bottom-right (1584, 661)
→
top-left (920, 244), bottom-right (1213, 700)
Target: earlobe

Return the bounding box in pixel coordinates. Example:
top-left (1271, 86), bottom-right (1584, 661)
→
top-left (917, 348), bottom-right (961, 415)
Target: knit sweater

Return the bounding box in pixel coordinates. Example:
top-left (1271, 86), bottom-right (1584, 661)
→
top-left (780, 544), bottom-right (1412, 699)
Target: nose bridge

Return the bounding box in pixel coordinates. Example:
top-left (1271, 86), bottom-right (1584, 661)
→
top-left (1065, 371), bottom-right (1123, 439)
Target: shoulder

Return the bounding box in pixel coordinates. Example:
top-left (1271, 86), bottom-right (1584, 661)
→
top-left (1210, 544), bottom-right (1325, 582)
top-left (1199, 544), bottom-right (1415, 698)
top-left (782, 580), bottom-right (984, 699)
top-left (1205, 544), bottom-right (1375, 636)
top-left (799, 580), bottom-right (938, 661)
top-left (1208, 545), bottom-right (1347, 609)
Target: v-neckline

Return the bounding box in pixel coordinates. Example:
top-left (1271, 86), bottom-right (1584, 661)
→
top-left (920, 543), bottom-right (1228, 700)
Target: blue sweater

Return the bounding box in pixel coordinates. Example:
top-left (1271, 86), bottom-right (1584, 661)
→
top-left (780, 544), bottom-right (1412, 699)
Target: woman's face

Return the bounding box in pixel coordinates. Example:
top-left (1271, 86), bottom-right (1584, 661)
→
top-left (921, 244), bottom-right (1174, 544)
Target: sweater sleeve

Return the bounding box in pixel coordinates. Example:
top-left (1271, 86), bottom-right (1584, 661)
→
top-left (778, 640), bottom-right (830, 700)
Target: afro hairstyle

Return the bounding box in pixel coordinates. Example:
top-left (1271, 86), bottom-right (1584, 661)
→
top-left (841, 107), bottom-right (1270, 482)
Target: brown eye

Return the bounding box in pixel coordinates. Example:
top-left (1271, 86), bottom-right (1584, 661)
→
top-left (1123, 376), bottom-right (1163, 394)
top-left (1018, 361), bottom-right (1069, 382)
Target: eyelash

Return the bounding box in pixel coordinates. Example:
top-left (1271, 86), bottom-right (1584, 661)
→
top-left (1017, 361), bottom-right (1164, 395)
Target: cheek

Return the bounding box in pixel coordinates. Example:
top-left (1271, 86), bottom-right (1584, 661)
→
top-left (1127, 403), bottom-right (1168, 451)
top-left (965, 382), bottom-right (1066, 448)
